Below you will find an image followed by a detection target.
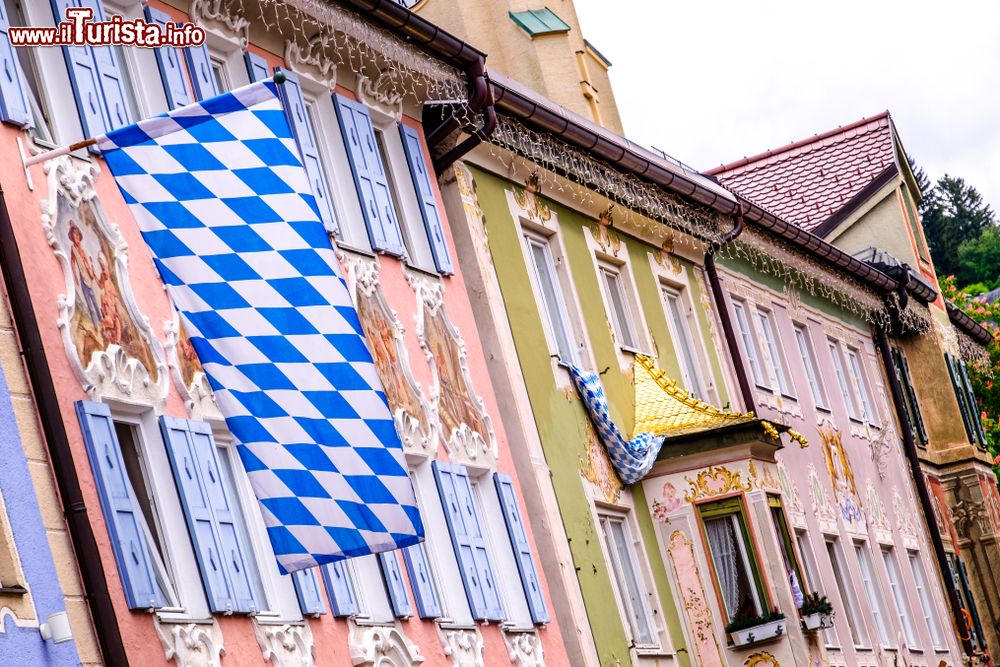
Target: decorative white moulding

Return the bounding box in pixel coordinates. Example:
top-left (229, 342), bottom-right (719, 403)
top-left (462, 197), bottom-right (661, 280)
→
top-left (729, 618), bottom-right (786, 648)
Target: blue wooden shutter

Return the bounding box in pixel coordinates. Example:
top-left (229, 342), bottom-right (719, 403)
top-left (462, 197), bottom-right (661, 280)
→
top-left (144, 6), bottom-right (191, 109)
top-left (321, 561), bottom-right (358, 617)
top-left (53, 0), bottom-right (105, 136)
top-left (432, 460), bottom-right (504, 621)
top-left (378, 551), bottom-right (412, 618)
top-left (277, 69), bottom-right (338, 233)
top-left (161, 417), bottom-right (258, 614)
top-left (0, 0), bottom-right (31, 127)
top-left (75, 401), bottom-right (164, 610)
top-left (244, 51), bottom-right (269, 84)
top-left (184, 45), bottom-right (218, 101)
top-left (494, 473), bottom-right (549, 624)
top-left (292, 568), bottom-right (326, 617)
top-left (86, 0), bottom-right (129, 131)
top-left (399, 124), bottom-right (453, 274)
top-left (332, 94), bottom-right (406, 256)
top-left (402, 542), bottom-right (441, 619)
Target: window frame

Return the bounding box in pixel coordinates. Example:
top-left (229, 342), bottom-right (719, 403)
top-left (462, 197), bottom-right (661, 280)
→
top-left (661, 283), bottom-right (712, 401)
top-left (854, 542), bottom-right (894, 649)
top-left (756, 307), bottom-right (794, 398)
top-left (596, 259), bottom-right (642, 353)
top-left (882, 547), bottom-right (919, 650)
top-left (522, 229), bottom-right (580, 367)
top-left (826, 538), bottom-right (868, 649)
top-left (732, 298), bottom-right (769, 389)
top-left (768, 496), bottom-right (805, 604)
top-left (828, 339), bottom-right (863, 422)
top-left (698, 497), bottom-right (768, 625)
top-left (846, 346), bottom-right (879, 426)
top-left (909, 551), bottom-right (946, 651)
top-left (793, 323), bottom-right (829, 411)
top-left (596, 508), bottom-right (660, 650)
top-left (796, 531), bottom-right (838, 648)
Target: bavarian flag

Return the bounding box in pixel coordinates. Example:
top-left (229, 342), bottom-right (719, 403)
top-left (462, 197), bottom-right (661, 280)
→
top-left (96, 79), bottom-right (423, 573)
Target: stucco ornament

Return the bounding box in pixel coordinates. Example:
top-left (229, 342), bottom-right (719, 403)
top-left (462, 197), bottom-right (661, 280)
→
top-left (454, 163), bottom-right (492, 260)
top-left (155, 619), bottom-right (225, 667)
top-left (357, 72), bottom-right (405, 123)
top-left (808, 463), bottom-right (838, 533)
top-left (189, 0), bottom-right (249, 44)
top-left (42, 155), bottom-right (169, 404)
top-left (580, 426), bottom-right (622, 504)
top-left (683, 464), bottom-right (751, 503)
top-left (283, 31), bottom-right (338, 89)
top-left (253, 621), bottom-right (315, 667)
top-left (339, 251), bottom-right (438, 457)
top-left (666, 530), bottom-right (723, 665)
top-left (590, 205), bottom-right (622, 257)
top-left (776, 460), bottom-right (806, 528)
top-left (349, 622), bottom-right (424, 667)
top-left (511, 173), bottom-right (551, 223)
top-left (744, 651), bottom-right (782, 667)
top-left (436, 625), bottom-right (485, 667)
top-left (407, 269), bottom-right (497, 467)
top-left (164, 315), bottom-right (219, 419)
top-left (501, 630), bottom-right (545, 667)
top-left (865, 479), bottom-right (892, 543)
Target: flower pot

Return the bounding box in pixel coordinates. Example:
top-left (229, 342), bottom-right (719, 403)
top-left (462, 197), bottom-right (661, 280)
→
top-left (730, 618), bottom-right (786, 647)
top-left (801, 612), bottom-right (830, 631)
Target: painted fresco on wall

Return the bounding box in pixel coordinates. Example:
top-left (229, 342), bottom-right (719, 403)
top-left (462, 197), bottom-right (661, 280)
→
top-left (819, 424), bottom-right (864, 527)
top-left (667, 530), bottom-right (724, 665)
top-left (43, 157), bottom-right (166, 401)
top-left (865, 480), bottom-right (892, 543)
top-left (808, 464), bottom-right (838, 533)
top-left (776, 459), bottom-right (806, 528)
top-left (893, 488), bottom-right (920, 549)
top-left (59, 191), bottom-right (157, 376)
top-left (580, 426), bottom-right (622, 504)
top-left (164, 314), bottom-right (215, 416)
top-left (978, 472), bottom-right (1000, 536)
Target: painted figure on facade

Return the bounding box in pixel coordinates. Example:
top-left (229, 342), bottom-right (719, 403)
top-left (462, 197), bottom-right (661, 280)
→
top-left (177, 324), bottom-right (203, 391)
top-left (819, 423), bottom-right (863, 524)
top-left (59, 192), bottom-right (157, 380)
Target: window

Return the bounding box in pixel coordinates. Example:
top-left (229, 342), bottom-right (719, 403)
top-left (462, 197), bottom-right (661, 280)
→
top-left (757, 309), bottom-right (792, 396)
top-left (733, 300), bottom-right (767, 388)
top-left (826, 540), bottom-right (867, 648)
top-left (374, 127), bottom-right (435, 270)
top-left (211, 57), bottom-right (230, 93)
top-left (892, 347), bottom-right (928, 444)
top-left (599, 262), bottom-right (639, 351)
top-left (828, 341), bottom-right (861, 421)
top-left (855, 543), bottom-right (892, 648)
top-left (662, 286), bottom-right (709, 399)
top-left (947, 553), bottom-right (987, 651)
top-left (700, 498), bottom-right (765, 625)
top-left (599, 512), bottom-right (656, 647)
top-left (846, 347), bottom-right (878, 424)
top-left (797, 532), bottom-right (838, 647)
top-left (3, 0), bottom-right (54, 142)
top-left (525, 233), bottom-right (578, 365)
top-left (794, 324), bottom-right (828, 409)
top-left (882, 548), bottom-right (918, 648)
top-left (946, 352), bottom-right (987, 447)
top-left (909, 552), bottom-right (945, 650)
top-left (111, 44), bottom-right (144, 122)
top-left (768, 498), bottom-right (804, 607)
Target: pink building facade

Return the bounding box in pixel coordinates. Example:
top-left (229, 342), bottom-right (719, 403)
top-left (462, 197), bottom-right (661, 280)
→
top-left (0, 0), bottom-right (568, 665)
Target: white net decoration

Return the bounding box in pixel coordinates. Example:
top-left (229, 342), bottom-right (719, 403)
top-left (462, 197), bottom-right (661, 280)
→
top-left (487, 117), bottom-right (728, 247)
top-left (895, 296), bottom-right (933, 336)
top-left (719, 225), bottom-right (892, 328)
top-left (959, 330), bottom-right (991, 367)
top-left (212, 0), bottom-right (468, 105)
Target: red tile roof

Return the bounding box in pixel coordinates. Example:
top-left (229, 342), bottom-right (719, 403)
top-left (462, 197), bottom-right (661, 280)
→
top-left (706, 112), bottom-right (898, 234)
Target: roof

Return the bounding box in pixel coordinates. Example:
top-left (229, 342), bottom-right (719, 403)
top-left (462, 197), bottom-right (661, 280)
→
top-left (706, 112), bottom-right (898, 234)
top-left (632, 355), bottom-right (756, 438)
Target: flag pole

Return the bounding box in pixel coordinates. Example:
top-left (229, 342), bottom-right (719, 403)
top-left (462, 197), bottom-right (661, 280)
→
top-left (22, 137), bottom-right (98, 168)
top-left (21, 73), bottom-right (285, 171)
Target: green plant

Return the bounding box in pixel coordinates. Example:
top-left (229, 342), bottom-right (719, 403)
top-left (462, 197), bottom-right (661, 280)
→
top-left (724, 607), bottom-right (785, 634)
top-left (800, 592), bottom-right (833, 616)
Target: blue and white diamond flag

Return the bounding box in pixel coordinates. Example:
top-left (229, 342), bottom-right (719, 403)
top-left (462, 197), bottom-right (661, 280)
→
top-left (97, 80), bottom-right (423, 573)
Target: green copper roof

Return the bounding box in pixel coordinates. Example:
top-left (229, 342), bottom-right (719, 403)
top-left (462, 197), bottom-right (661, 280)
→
top-left (509, 7), bottom-right (571, 36)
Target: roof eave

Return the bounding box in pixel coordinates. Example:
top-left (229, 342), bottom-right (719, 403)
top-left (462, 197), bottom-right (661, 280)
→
top-left (947, 301), bottom-right (993, 347)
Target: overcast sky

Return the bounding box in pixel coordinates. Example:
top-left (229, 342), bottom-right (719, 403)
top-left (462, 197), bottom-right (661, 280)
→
top-left (573, 0), bottom-right (1000, 210)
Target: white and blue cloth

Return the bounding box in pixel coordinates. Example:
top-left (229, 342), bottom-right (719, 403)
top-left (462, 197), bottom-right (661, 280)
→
top-left (569, 366), bottom-right (665, 485)
top-left (97, 81), bottom-right (423, 573)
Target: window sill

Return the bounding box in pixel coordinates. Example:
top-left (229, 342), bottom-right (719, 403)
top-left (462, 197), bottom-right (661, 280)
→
top-left (403, 261), bottom-right (442, 279)
top-left (816, 405), bottom-right (831, 414)
top-left (0, 585), bottom-right (27, 596)
top-left (156, 613), bottom-right (214, 625)
top-left (334, 242), bottom-right (376, 258)
top-left (352, 616), bottom-right (396, 628)
top-left (634, 647), bottom-right (671, 658)
top-left (254, 617), bottom-right (306, 627)
top-left (779, 392), bottom-right (797, 402)
top-left (435, 619), bottom-right (478, 631)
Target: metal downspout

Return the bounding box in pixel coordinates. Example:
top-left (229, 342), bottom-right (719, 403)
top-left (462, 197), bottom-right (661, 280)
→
top-left (0, 187), bottom-right (128, 665)
top-left (874, 324), bottom-right (974, 658)
top-left (428, 60), bottom-right (496, 174)
top-left (703, 210), bottom-right (756, 413)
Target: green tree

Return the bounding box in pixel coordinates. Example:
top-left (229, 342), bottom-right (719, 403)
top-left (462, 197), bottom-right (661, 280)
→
top-left (907, 155), bottom-right (932, 212)
top-left (923, 175), bottom-right (997, 281)
top-left (958, 226), bottom-right (1000, 289)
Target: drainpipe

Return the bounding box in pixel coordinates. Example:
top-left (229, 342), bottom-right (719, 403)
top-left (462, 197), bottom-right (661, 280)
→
top-left (428, 60), bottom-right (496, 174)
top-left (874, 322), bottom-right (973, 658)
top-left (703, 209), bottom-right (756, 413)
top-left (0, 187), bottom-right (127, 666)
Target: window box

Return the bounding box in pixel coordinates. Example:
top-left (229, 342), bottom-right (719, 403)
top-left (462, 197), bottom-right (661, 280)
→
top-left (799, 592), bottom-right (834, 632)
top-left (802, 612), bottom-right (833, 632)
top-left (726, 610), bottom-right (786, 647)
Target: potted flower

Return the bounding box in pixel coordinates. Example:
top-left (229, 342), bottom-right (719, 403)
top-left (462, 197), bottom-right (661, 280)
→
top-left (725, 608), bottom-right (786, 647)
top-left (800, 592), bottom-right (833, 631)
